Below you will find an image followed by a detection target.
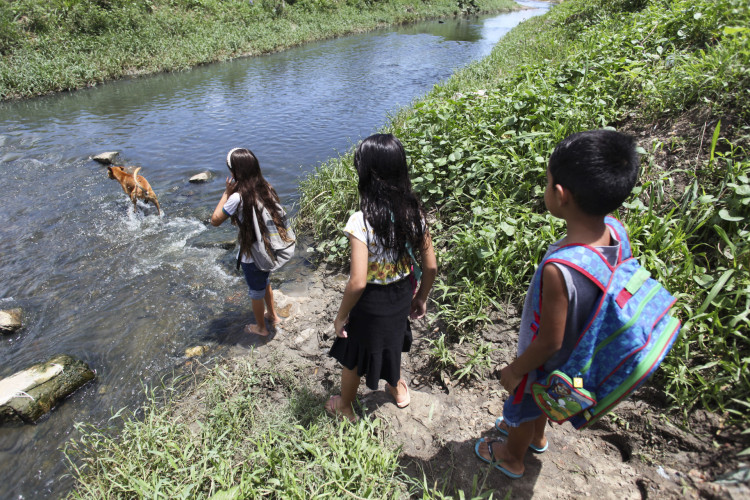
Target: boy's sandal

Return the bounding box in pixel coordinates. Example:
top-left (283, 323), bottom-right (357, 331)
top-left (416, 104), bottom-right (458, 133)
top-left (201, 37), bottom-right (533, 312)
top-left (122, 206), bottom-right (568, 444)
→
top-left (474, 437), bottom-right (523, 479)
top-left (325, 395), bottom-right (358, 423)
top-left (494, 417), bottom-right (548, 453)
top-left (386, 380), bottom-right (410, 408)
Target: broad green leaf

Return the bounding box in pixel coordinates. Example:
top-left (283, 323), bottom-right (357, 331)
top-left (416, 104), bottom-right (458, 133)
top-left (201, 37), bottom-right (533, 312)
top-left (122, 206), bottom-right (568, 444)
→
top-left (719, 209), bottom-right (743, 222)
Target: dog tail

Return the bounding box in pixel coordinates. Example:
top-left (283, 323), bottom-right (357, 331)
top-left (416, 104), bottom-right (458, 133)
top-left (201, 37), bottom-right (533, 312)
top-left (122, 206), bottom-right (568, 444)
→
top-left (132, 167), bottom-right (143, 197)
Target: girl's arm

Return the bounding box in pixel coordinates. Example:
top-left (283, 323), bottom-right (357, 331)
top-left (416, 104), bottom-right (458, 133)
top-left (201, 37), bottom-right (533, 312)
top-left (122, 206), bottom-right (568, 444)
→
top-left (210, 177), bottom-right (236, 226)
top-left (500, 263), bottom-right (568, 393)
top-left (410, 233), bottom-right (437, 319)
top-left (334, 235), bottom-right (369, 338)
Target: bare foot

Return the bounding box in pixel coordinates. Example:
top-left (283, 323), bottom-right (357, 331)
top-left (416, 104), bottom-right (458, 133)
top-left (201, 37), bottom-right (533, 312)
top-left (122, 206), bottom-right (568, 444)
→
top-left (264, 312), bottom-right (282, 326)
top-left (476, 438), bottom-right (525, 477)
top-left (325, 395), bottom-right (357, 422)
top-left (244, 324), bottom-right (270, 336)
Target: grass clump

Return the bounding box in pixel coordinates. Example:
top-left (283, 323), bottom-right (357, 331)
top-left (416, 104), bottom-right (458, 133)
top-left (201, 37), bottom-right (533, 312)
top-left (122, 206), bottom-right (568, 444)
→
top-left (298, 0), bottom-right (750, 425)
top-left (0, 0), bottom-right (517, 100)
top-left (65, 360), bottom-right (406, 498)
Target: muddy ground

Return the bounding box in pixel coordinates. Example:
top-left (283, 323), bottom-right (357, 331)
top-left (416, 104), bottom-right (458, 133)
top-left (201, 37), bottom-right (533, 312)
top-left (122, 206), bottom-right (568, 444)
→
top-left (190, 265), bottom-right (748, 500)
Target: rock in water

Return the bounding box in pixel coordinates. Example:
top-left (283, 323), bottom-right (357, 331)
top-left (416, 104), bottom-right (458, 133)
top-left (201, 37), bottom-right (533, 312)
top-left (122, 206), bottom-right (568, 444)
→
top-left (0, 308), bottom-right (22, 334)
top-left (0, 355), bottom-right (95, 424)
top-left (92, 152), bottom-right (120, 165)
top-left (189, 172), bottom-right (212, 183)
top-left (185, 345), bottom-right (209, 358)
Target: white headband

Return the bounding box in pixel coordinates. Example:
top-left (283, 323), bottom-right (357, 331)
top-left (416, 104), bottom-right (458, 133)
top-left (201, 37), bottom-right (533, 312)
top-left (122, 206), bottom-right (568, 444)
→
top-left (226, 147), bottom-right (242, 169)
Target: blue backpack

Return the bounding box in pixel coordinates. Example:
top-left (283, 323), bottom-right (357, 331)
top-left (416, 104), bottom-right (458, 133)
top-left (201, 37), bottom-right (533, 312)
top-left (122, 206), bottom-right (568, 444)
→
top-left (528, 217), bottom-right (681, 429)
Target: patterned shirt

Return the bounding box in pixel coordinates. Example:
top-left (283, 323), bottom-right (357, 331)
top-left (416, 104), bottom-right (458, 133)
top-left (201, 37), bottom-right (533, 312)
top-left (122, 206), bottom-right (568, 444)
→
top-left (344, 211), bottom-right (411, 284)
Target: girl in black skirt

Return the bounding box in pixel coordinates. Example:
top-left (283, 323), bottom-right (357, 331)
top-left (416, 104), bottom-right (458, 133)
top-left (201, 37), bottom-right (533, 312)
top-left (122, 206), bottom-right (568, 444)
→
top-left (325, 134), bottom-right (437, 422)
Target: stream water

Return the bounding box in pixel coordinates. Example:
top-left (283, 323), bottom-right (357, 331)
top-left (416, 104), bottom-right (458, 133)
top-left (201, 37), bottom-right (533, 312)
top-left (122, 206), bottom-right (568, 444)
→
top-left (0, 2), bottom-right (550, 497)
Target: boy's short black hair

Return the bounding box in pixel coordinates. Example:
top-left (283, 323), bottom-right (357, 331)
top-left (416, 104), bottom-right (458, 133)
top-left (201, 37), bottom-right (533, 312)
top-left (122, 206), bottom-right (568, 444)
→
top-left (548, 129), bottom-right (639, 216)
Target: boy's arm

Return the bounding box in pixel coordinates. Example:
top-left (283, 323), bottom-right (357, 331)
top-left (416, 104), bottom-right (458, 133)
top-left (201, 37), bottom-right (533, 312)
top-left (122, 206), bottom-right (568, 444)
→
top-left (500, 264), bottom-right (569, 393)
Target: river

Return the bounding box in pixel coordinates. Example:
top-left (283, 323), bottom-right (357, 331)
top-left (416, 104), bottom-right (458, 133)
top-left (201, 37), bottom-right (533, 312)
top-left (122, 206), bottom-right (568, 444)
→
top-left (0, 2), bottom-right (550, 497)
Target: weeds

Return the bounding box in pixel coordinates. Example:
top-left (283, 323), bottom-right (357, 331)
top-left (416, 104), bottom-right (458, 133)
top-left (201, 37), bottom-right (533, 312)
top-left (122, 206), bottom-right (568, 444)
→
top-left (65, 360), bottom-right (406, 498)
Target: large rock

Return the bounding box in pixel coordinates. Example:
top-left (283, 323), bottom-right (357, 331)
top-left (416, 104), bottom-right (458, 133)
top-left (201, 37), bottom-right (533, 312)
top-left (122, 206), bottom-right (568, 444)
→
top-left (0, 355), bottom-right (95, 424)
top-left (0, 308), bottom-right (22, 334)
top-left (189, 171), bottom-right (212, 183)
top-left (92, 152), bottom-right (120, 165)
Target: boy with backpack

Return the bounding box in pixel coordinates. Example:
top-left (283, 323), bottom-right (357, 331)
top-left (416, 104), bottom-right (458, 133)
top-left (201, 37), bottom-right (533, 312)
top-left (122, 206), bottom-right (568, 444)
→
top-left (475, 129), bottom-right (645, 478)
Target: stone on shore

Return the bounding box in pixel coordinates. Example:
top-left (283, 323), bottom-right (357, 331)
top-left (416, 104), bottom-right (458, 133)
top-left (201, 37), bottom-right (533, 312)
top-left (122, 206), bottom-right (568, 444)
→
top-left (0, 308), bottom-right (22, 334)
top-left (0, 355), bottom-right (95, 424)
top-left (189, 172), bottom-right (212, 183)
top-left (92, 152), bottom-right (120, 164)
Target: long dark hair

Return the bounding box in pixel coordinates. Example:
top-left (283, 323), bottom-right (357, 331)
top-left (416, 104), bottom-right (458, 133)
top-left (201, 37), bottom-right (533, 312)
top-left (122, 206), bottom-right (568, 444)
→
top-left (355, 134), bottom-right (426, 265)
top-left (226, 148), bottom-right (291, 260)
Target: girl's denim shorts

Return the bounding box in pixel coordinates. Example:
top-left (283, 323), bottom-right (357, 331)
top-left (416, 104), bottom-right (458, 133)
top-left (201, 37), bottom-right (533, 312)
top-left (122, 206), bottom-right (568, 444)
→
top-left (241, 262), bottom-right (270, 300)
top-left (502, 391), bottom-right (543, 427)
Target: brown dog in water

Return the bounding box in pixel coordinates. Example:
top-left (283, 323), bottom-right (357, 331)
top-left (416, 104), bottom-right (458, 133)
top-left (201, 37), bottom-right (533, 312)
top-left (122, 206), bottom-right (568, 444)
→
top-left (107, 166), bottom-right (161, 215)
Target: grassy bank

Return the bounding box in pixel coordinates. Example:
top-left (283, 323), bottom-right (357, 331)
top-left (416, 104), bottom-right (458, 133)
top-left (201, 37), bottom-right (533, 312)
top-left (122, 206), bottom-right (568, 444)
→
top-left (298, 0), bottom-right (750, 425)
top-left (65, 360), bottom-right (410, 498)
top-left (0, 0), bottom-right (516, 100)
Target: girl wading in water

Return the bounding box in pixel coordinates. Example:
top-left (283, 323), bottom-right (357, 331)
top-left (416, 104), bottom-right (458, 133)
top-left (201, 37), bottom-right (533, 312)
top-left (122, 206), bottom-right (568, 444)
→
top-left (326, 134), bottom-right (437, 422)
top-left (211, 147), bottom-right (294, 336)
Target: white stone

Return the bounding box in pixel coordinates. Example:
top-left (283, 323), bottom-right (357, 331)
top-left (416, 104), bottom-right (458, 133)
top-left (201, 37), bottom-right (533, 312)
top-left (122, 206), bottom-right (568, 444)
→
top-left (189, 172), bottom-right (212, 183)
top-left (0, 308), bottom-right (22, 334)
top-left (92, 151), bottom-right (120, 164)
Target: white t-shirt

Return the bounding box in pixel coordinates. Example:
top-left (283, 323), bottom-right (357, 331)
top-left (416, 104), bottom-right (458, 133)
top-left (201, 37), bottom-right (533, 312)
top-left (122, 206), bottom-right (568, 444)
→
top-left (344, 211), bottom-right (411, 285)
top-left (223, 192), bottom-right (253, 264)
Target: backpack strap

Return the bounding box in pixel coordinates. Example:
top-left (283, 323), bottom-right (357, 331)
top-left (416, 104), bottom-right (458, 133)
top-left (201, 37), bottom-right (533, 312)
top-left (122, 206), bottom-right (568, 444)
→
top-left (604, 215), bottom-right (631, 261)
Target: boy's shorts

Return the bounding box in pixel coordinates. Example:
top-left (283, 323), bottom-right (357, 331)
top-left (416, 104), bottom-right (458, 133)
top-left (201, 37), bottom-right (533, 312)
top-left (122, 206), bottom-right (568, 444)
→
top-left (502, 391), bottom-right (543, 427)
top-left (241, 262), bottom-right (270, 300)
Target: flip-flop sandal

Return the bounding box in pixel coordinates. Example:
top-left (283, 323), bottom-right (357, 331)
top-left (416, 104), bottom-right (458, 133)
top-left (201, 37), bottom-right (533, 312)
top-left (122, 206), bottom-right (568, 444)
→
top-left (325, 395), bottom-right (357, 423)
top-left (494, 417), bottom-right (549, 453)
top-left (386, 380), bottom-right (410, 408)
top-left (474, 438), bottom-right (523, 479)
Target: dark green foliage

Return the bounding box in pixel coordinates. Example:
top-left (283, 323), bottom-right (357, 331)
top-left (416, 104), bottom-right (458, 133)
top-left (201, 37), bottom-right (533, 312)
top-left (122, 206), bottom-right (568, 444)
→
top-left (299, 0), bottom-right (750, 423)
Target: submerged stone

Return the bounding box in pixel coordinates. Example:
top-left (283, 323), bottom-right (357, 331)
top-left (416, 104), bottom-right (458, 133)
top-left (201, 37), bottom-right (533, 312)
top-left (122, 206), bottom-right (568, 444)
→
top-left (187, 230), bottom-right (237, 250)
top-left (0, 308), bottom-right (22, 334)
top-left (0, 354), bottom-right (95, 424)
top-left (185, 345), bottom-right (210, 358)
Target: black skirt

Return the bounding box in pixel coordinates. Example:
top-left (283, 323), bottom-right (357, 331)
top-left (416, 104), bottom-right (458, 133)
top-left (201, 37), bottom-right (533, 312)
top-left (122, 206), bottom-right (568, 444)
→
top-left (329, 277), bottom-right (413, 390)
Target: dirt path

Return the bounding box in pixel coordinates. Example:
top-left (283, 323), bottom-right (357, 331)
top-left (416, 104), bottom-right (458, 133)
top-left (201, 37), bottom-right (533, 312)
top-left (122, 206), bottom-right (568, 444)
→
top-left (213, 269), bottom-right (747, 499)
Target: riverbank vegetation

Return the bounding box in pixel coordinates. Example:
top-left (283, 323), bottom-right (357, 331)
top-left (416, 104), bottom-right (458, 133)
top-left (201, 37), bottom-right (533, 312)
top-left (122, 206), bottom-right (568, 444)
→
top-left (66, 360), bottom-right (415, 498)
top-left (0, 0), bottom-right (516, 100)
top-left (298, 0), bottom-right (750, 426)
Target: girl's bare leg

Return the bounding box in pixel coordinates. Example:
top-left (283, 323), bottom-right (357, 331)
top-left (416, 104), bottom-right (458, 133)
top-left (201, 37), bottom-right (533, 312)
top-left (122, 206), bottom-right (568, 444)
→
top-left (326, 366), bottom-right (359, 421)
top-left (264, 284), bottom-right (282, 325)
top-left (245, 297), bottom-right (269, 336)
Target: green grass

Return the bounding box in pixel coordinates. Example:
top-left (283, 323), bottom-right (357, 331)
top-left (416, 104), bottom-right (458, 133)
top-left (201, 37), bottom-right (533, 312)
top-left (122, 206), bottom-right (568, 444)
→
top-left (298, 0), bottom-right (750, 425)
top-left (65, 358), bottom-right (501, 499)
top-left (65, 359), bottom-right (407, 499)
top-left (0, 0), bottom-right (517, 100)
